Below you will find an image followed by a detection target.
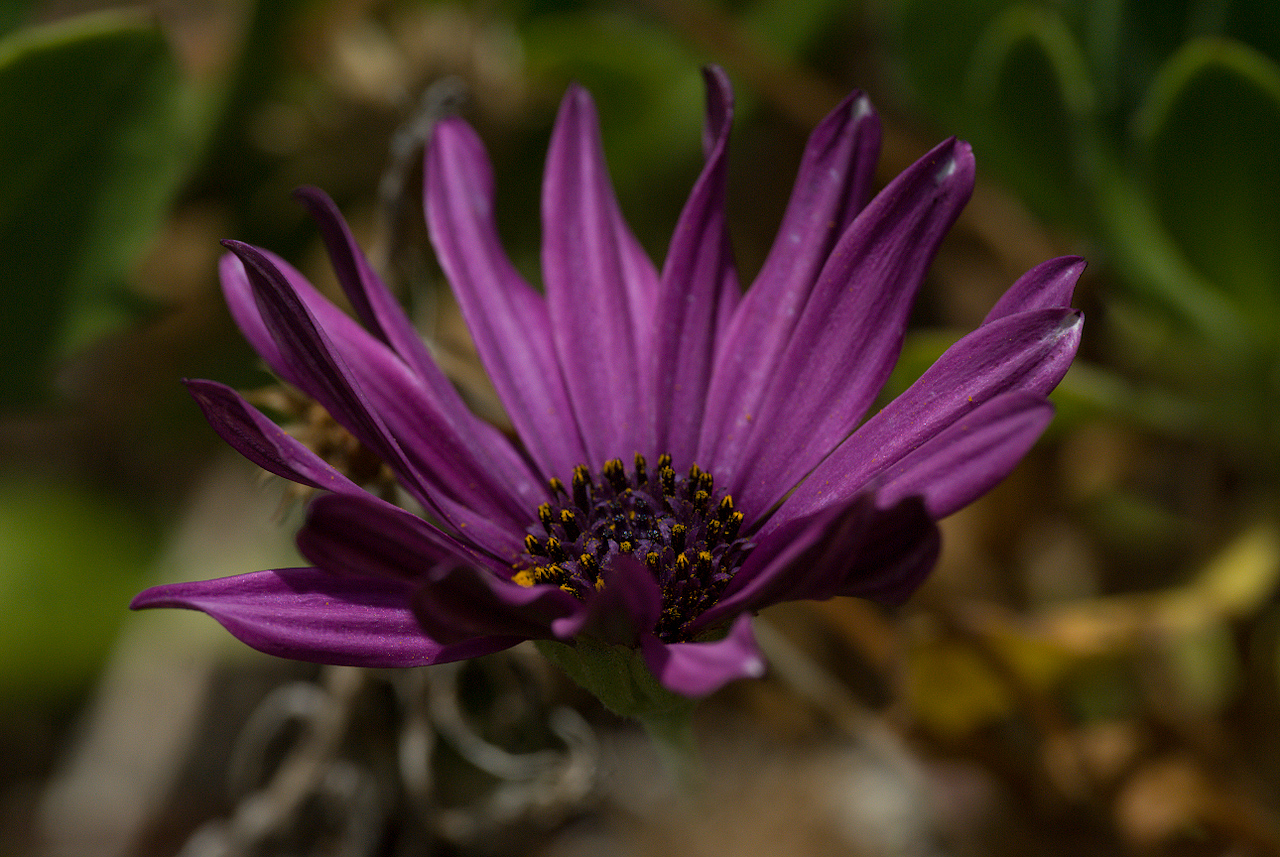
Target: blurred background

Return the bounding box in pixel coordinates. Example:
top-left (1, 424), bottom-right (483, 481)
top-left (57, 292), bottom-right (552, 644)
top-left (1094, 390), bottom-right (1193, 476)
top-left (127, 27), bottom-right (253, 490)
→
top-left (4, 0), bottom-right (1280, 854)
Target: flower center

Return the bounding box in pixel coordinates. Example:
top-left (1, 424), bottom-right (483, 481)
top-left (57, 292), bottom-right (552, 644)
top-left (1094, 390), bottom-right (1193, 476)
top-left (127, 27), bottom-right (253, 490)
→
top-left (513, 453), bottom-right (749, 642)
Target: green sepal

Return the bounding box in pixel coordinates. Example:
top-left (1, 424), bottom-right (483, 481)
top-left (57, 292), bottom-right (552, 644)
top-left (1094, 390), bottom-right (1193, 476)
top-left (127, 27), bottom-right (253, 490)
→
top-left (536, 637), bottom-right (695, 721)
top-left (536, 638), bottom-right (700, 784)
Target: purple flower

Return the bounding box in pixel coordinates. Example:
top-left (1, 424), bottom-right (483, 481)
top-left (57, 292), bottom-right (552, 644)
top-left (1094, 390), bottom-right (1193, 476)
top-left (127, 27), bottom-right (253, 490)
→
top-left (132, 68), bottom-right (1082, 699)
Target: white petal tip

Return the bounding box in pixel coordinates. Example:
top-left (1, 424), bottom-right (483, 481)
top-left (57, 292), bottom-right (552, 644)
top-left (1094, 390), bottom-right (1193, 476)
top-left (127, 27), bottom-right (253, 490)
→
top-left (935, 155), bottom-right (959, 183)
top-left (853, 93), bottom-right (873, 121)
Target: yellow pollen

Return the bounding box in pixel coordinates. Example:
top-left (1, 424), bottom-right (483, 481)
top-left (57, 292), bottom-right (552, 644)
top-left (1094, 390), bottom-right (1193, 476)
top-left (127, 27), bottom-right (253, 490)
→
top-left (513, 569), bottom-right (535, 587)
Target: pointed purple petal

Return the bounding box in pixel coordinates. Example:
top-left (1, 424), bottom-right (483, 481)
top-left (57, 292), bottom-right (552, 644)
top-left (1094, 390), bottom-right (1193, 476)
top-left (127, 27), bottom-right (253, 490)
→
top-left (876, 392), bottom-right (1054, 518)
top-left (222, 246), bottom-right (536, 508)
top-left (130, 568), bottom-right (514, 667)
top-left (411, 564), bottom-right (583, 646)
top-left (293, 187), bottom-right (540, 488)
top-left (698, 492), bottom-right (938, 629)
top-left (297, 491), bottom-right (507, 583)
top-left (769, 307), bottom-right (1082, 532)
top-left (550, 554), bottom-right (663, 645)
top-left (221, 242), bottom-right (532, 556)
top-left (832, 505), bottom-right (941, 605)
top-left (221, 250), bottom-right (286, 371)
top-left (221, 242), bottom-right (408, 477)
top-left (983, 255), bottom-right (1085, 323)
top-left (699, 90), bottom-right (880, 466)
top-left (542, 84), bottom-right (653, 462)
top-left (292, 186), bottom-right (435, 374)
top-left (714, 139), bottom-right (976, 518)
top-left (425, 119), bottom-right (588, 479)
top-left (650, 66), bottom-right (740, 465)
top-left (640, 615), bottom-right (765, 697)
top-left (184, 379), bottom-right (360, 495)
top-left (699, 498), bottom-right (873, 626)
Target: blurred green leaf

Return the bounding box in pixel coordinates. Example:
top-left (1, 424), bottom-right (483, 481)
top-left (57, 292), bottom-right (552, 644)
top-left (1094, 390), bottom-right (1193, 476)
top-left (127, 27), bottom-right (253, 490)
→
top-left (963, 5), bottom-right (1094, 225)
top-left (1219, 0), bottom-right (1280, 71)
top-left (742, 0), bottom-right (850, 60)
top-left (0, 2), bottom-right (31, 39)
top-left (0, 479), bottom-right (155, 701)
top-left (1087, 0), bottom-right (1194, 109)
top-left (0, 10), bottom-right (205, 406)
top-left (889, 0), bottom-right (1010, 126)
top-left (1085, 140), bottom-right (1244, 347)
top-left (1138, 38), bottom-right (1280, 324)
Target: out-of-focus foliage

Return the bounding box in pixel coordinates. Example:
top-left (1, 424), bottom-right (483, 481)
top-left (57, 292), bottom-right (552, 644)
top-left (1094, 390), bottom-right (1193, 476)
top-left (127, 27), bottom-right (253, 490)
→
top-left (887, 0), bottom-right (1280, 461)
top-left (0, 10), bottom-right (210, 406)
top-left (0, 478), bottom-right (156, 697)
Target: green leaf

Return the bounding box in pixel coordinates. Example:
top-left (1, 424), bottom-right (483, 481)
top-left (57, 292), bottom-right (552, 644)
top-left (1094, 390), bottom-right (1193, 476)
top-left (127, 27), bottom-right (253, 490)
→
top-left (0, 2), bottom-right (31, 39)
top-left (962, 4), bottom-right (1096, 226)
top-left (1089, 0), bottom-right (1195, 108)
top-left (1137, 37), bottom-right (1280, 323)
top-left (536, 637), bottom-right (701, 784)
top-left (1084, 138), bottom-right (1244, 348)
top-left (0, 10), bottom-right (203, 406)
top-left (888, 0), bottom-right (1011, 126)
top-left (742, 0), bottom-right (851, 61)
top-left (1220, 0), bottom-right (1280, 72)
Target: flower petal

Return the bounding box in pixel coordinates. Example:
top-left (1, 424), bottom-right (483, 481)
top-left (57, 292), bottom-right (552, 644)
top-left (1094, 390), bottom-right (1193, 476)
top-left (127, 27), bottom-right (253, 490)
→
top-left (294, 187), bottom-right (541, 490)
top-left (130, 568), bottom-right (514, 667)
top-left (411, 564), bottom-right (583, 647)
top-left (542, 84), bottom-right (654, 463)
top-left (701, 498), bottom-right (873, 625)
top-left (649, 66), bottom-right (740, 465)
top-left (876, 392), bottom-right (1054, 518)
top-left (831, 505), bottom-right (941, 606)
top-left (699, 89), bottom-right (880, 466)
top-left (769, 307), bottom-right (1082, 532)
top-left (223, 245), bottom-right (536, 508)
top-left (983, 255), bottom-right (1085, 322)
top-left (714, 139), bottom-right (976, 518)
top-left (426, 119), bottom-right (587, 479)
top-left (640, 614), bottom-right (765, 697)
top-left (184, 379), bottom-right (360, 494)
top-left (297, 491), bottom-right (506, 582)
top-left (221, 242), bottom-right (531, 556)
top-left (292, 186), bottom-right (436, 376)
top-left (700, 494), bottom-right (936, 627)
top-left (550, 554), bottom-right (663, 645)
